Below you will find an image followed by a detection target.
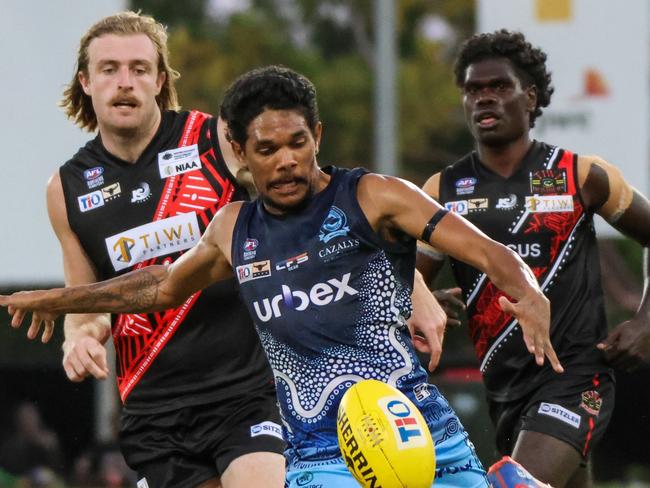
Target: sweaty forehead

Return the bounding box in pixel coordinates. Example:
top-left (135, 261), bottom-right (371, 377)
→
top-left (87, 33), bottom-right (158, 65)
top-left (464, 58), bottom-right (519, 84)
top-left (247, 109), bottom-right (310, 142)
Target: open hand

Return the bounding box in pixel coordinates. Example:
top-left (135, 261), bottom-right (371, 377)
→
top-left (597, 316), bottom-right (650, 371)
top-left (432, 287), bottom-right (465, 327)
top-left (63, 336), bottom-right (109, 381)
top-left (0, 291), bottom-right (60, 343)
top-left (498, 293), bottom-right (564, 374)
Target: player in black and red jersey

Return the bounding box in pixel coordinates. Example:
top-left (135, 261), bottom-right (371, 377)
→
top-left (419, 30), bottom-right (650, 487)
top-left (44, 11), bottom-right (285, 488)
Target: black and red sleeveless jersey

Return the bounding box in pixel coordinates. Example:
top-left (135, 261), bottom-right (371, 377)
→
top-left (60, 110), bottom-right (275, 414)
top-left (439, 141), bottom-right (612, 401)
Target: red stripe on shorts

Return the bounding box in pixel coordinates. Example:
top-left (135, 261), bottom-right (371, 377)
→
top-left (582, 374), bottom-right (600, 456)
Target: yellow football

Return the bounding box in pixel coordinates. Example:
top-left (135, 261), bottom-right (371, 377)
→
top-left (337, 379), bottom-right (436, 487)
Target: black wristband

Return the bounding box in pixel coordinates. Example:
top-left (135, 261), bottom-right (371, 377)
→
top-left (421, 209), bottom-right (449, 243)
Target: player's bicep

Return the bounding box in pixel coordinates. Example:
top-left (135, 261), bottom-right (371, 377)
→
top-left (579, 156), bottom-right (650, 244)
top-left (360, 174), bottom-right (499, 271)
top-left (385, 179), bottom-right (492, 268)
top-left (361, 175), bottom-right (446, 238)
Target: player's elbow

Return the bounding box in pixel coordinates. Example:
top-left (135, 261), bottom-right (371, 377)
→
top-left (158, 271), bottom-right (197, 311)
top-left (161, 291), bottom-right (188, 310)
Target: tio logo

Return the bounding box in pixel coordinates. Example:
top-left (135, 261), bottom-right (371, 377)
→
top-left (444, 200), bottom-right (468, 215)
top-left (386, 400), bottom-right (423, 444)
top-left (78, 190), bottom-right (105, 212)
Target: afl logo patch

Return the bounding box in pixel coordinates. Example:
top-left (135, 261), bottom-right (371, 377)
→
top-left (243, 238), bottom-right (259, 260)
top-left (244, 238), bottom-right (258, 252)
top-left (84, 167), bottom-right (104, 180)
top-left (84, 166), bottom-right (105, 189)
top-left (455, 177), bottom-right (477, 195)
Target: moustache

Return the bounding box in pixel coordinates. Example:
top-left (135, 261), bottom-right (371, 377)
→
top-left (109, 96), bottom-right (140, 106)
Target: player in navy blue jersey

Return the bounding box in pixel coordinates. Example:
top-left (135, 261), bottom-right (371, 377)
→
top-left (2, 65), bottom-right (563, 487)
top-left (420, 30), bottom-right (650, 487)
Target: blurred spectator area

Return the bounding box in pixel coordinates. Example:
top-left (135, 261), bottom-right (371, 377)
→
top-left (0, 303), bottom-right (95, 483)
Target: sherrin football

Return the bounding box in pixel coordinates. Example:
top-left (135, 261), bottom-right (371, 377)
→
top-left (337, 379), bottom-right (436, 487)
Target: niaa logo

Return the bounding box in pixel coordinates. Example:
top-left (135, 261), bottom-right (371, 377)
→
top-left (319, 206), bottom-right (350, 243)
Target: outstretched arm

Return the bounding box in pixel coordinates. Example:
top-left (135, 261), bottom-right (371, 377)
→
top-left (1, 202), bottom-right (242, 342)
top-left (358, 173), bottom-right (563, 373)
top-left (578, 156), bottom-right (650, 370)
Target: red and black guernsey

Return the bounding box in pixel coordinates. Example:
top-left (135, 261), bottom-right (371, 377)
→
top-left (60, 110), bottom-right (274, 415)
top-left (439, 141), bottom-right (612, 402)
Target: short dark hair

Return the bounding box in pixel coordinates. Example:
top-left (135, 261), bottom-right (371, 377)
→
top-left (454, 29), bottom-right (554, 128)
top-left (220, 65), bottom-right (320, 146)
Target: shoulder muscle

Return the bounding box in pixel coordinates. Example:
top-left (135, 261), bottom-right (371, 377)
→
top-left (577, 155), bottom-right (633, 222)
top-left (422, 172), bottom-right (441, 201)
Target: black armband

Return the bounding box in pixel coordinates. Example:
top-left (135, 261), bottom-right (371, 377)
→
top-left (421, 209), bottom-right (449, 243)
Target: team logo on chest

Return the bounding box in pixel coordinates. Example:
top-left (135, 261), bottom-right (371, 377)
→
top-left (243, 238), bottom-right (259, 260)
top-left (131, 182), bottom-right (151, 203)
top-left (158, 144), bottom-right (202, 178)
top-left (529, 169), bottom-right (567, 195)
top-left (84, 166), bottom-right (105, 189)
top-left (455, 177), bottom-right (477, 195)
top-left (496, 194), bottom-right (518, 210)
top-left (319, 206), bottom-right (350, 243)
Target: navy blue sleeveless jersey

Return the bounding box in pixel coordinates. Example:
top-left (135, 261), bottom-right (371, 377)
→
top-left (438, 141), bottom-right (611, 402)
top-left (232, 166), bottom-right (462, 462)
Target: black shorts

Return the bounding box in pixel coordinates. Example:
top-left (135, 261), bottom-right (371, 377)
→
top-left (119, 389), bottom-right (286, 488)
top-left (489, 372), bottom-right (614, 460)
